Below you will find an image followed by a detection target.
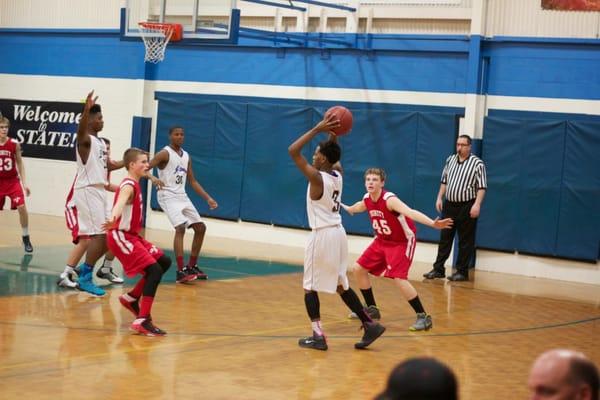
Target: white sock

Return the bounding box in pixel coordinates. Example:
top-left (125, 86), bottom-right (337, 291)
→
top-left (60, 265), bottom-right (74, 279)
top-left (22, 227), bottom-right (29, 236)
top-left (311, 321), bottom-right (323, 336)
top-left (102, 259), bottom-right (113, 270)
top-left (123, 293), bottom-right (136, 302)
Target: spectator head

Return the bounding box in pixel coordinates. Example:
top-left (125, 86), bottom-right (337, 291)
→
top-left (375, 357), bottom-right (458, 400)
top-left (528, 349), bottom-right (599, 400)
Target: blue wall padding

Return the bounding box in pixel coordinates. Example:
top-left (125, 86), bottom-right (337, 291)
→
top-left (413, 113), bottom-right (458, 241)
top-left (517, 120), bottom-right (565, 256)
top-left (131, 116), bottom-right (152, 226)
top-left (152, 97), bottom-right (246, 220)
top-left (211, 102), bottom-right (248, 219)
top-left (341, 110), bottom-right (419, 236)
top-left (240, 104), bottom-right (315, 227)
top-left (152, 94), bottom-right (459, 243)
top-left (478, 118), bottom-right (524, 251)
top-left (152, 95), bottom-right (599, 261)
top-left (479, 117), bottom-right (599, 261)
top-left (555, 121), bottom-right (600, 260)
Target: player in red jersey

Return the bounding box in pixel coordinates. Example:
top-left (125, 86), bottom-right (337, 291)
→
top-left (343, 168), bottom-right (453, 331)
top-left (104, 148), bottom-right (171, 336)
top-left (0, 116), bottom-right (33, 252)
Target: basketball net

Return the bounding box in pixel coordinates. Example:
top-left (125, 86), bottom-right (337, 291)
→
top-left (138, 23), bottom-right (175, 63)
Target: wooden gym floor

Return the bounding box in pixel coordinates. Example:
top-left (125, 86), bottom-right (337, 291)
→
top-left (0, 213), bottom-right (599, 400)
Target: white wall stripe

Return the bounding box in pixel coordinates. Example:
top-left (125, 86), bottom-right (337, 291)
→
top-left (487, 95), bottom-right (600, 116)
top-left (146, 80), bottom-right (467, 108)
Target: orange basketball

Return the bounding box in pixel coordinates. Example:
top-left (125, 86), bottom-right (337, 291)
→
top-left (326, 105), bottom-right (353, 136)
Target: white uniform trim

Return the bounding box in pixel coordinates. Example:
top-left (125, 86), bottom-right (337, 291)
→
top-left (112, 230), bottom-right (133, 255)
top-left (397, 215), bottom-right (416, 259)
top-left (117, 181), bottom-right (136, 232)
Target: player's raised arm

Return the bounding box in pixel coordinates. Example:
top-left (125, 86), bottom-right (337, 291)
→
top-left (76, 91), bottom-right (97, 160)
top-left (288, 114), bottom-right (340, 199)
top-left (386, 196), bottom-right (453, 230)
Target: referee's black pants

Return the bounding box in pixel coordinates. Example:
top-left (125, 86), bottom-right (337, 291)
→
top-left (433, 199), bottom-right (477, 276)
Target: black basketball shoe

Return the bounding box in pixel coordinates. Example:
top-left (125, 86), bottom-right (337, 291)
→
top-left (298, 332), bottom-right (328, 351)
top-left (355, 321), bottom-right (386, 349)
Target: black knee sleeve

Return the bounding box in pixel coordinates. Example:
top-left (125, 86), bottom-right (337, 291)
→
top-left (304, 291), bottom-right (320, 321)
top-left (157, 255), bottom-right (171, 274)
top-left (142, 263), bottom-right (164, 297)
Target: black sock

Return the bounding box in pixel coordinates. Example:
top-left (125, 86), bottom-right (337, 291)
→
top-left (340, 288), bottom-right (371, 324)
top-left (361, 288), bottom-right (376, 307)
top-left (304, 291), bottom-right (320, 321)
top-left (408, 296), bottom-right (425, 314)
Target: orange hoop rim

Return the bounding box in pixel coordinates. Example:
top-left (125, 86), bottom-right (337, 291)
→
top-left (139, 22), bottom-right (176, 29)
top-left (138, 22), bottom-right (183, 41)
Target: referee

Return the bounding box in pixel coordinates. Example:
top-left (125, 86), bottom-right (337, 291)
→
top-left (424, 134), bottom-right (487, 282)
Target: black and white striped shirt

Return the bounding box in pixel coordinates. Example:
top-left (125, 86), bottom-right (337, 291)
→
top-left (441, 154), bottom-right (487, 202)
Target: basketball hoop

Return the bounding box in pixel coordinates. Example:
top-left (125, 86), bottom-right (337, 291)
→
top-left (138, 22), bottom-right (182, 63)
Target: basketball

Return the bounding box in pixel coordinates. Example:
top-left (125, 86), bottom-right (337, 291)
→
top-left (326, 105), bottom-right (353, 136)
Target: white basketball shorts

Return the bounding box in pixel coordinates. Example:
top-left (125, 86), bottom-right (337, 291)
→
top-left (157, 193), bottom-right (203, 228)
top-left (72, 185), bottom-right (109, 236)
top-left (303, 224), bottom-right (350, 294)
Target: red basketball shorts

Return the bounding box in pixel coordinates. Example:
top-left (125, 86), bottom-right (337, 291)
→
top-left (107, 230), bottom-right (164, 277)
top-left (0, 178), bottom-right (25, 210)
top-left (356, 238), bottom-right (416, 279)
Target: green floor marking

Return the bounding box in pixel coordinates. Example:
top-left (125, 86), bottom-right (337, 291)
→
top-left (0, 245), bottom-right (301, 297)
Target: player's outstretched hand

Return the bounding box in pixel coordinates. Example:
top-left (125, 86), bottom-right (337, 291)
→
top-left (341, 203), bottom-right (354, 216)
top-left (207, 197), bottom-right (218, 210)
top-left (84, 90), bottom-right (98, 111)
top-left (149, 176), bottom-right (165, 190)
top-left (432, 217), bottom-right (453, 230)
top-left (102, 217), bottom-right (117, 232)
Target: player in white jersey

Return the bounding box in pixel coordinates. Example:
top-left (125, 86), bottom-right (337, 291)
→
top-left (288, 113), bottom-right (385, 351)
top-left (57, 137), bottom-right (122, 289)
top-left (66, 92), bottom-right (114, 296)
top-left (149, 126), bottom-right (218, 284)
top-left (64, 91), bottom-right (161, 296)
